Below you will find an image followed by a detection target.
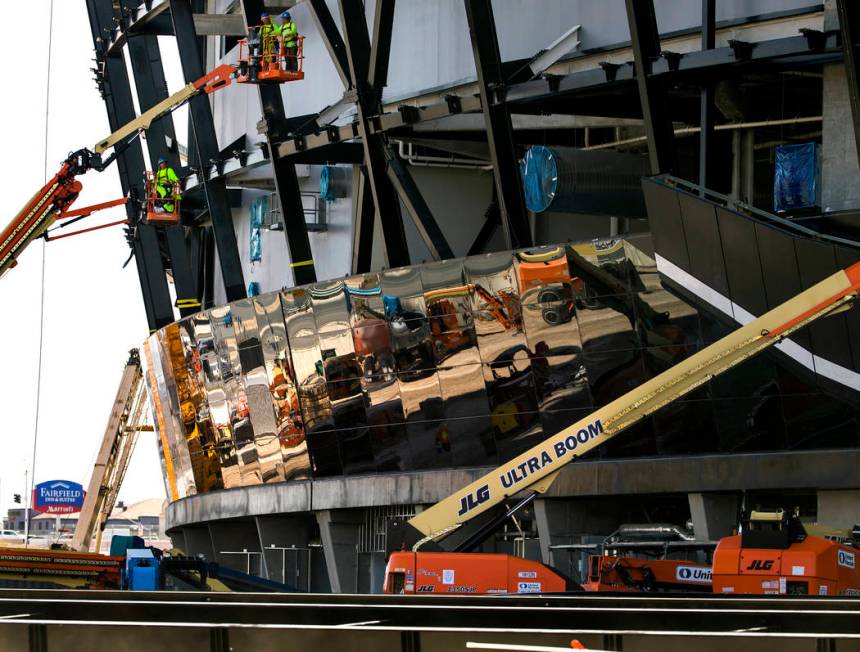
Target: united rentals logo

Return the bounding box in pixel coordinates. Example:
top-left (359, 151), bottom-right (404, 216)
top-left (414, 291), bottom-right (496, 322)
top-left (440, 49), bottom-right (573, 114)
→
top-left (838, 549), bottom-right (856, 569)
top-left (675, 566), bottom-right (712, 584)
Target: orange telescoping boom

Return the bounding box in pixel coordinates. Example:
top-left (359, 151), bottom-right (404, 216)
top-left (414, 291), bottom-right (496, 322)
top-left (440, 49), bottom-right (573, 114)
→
top-left (384, 262), bottom-right (860, 594)
top-left (0, 65), bottom-right (234, 279)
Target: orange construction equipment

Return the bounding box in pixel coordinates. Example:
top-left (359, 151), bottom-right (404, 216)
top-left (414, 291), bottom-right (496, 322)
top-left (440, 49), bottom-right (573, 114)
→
top-left (144, 170), bottom-right (181, 225)
top-left (384, 551), bottom-right (573, 594)
top-left (582, 556), bottom-right (712, 593)
top-left (712, 509), bottom-right (860, 596)
top-left (236, 33), bottom-right (305, 83)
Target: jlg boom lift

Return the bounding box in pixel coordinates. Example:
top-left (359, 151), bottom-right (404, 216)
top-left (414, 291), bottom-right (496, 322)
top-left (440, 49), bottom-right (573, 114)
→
top-left (384, 261), bottom-right (860, 595)
top-left (0, 26), bottom-right (305, 279)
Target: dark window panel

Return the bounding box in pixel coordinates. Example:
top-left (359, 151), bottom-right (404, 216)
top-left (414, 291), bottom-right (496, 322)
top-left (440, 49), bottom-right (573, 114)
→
top-left (715, 207), bottom-right (767, 317)
top-left (642, 181), bottom-right (690, 272)
top-left (678, 191), bottom-right (729, 296)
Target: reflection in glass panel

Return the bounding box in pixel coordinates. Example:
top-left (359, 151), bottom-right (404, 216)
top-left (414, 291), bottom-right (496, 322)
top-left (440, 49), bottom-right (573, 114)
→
top-left (155, 326), bottom-right (197, 498)
top-left (283, 289), bottom-right (341, 476)
top-left (255, 294), bottom-right (311, 481)
top-left (232, 299), bottom-right (281, 484)
top-left (175, 316), bottom-right (224, 492)
top-left (209, 305), bottom-right (254, 488)
top-left (436, 362), bottom-right (495, 465)
top-left (141, 237), bottom-right (860, 498)
top-left (142, 337), bottom-right (178, 501)
top-left (465, 251), bottom-right (525, 365)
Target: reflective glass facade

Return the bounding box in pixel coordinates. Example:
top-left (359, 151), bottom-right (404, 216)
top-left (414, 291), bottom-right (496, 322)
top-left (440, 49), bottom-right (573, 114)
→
top-left (143, 237), bottom-right (860, 501)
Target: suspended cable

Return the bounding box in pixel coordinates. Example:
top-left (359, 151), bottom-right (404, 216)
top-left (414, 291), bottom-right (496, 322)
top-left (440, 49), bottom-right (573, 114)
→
top-left (26, 0), bottom-right (54, 547)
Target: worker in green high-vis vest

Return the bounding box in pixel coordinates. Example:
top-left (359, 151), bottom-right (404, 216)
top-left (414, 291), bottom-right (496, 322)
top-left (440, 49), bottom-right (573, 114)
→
top-left (280, 11), bottom-right (299, 71)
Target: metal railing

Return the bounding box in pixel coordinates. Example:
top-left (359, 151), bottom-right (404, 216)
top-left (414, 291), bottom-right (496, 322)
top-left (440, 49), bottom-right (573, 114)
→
top-left (265, 190), bottom-right (327, 232)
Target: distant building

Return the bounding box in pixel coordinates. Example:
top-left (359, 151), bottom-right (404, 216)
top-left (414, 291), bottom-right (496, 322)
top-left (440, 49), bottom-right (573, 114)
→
top-left (3, 499), bottom-right (165, 550)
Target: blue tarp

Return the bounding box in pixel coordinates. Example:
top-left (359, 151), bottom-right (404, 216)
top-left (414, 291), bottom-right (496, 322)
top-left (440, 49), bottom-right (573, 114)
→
top-left (774, 142), bottom-right (819, 212)
top-left (250, 196), bottom-right (267, 262)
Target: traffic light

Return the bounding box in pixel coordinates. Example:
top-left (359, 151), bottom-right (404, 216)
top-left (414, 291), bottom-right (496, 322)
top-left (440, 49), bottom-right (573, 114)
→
top-left (13, 494), bottom-right (21, 504)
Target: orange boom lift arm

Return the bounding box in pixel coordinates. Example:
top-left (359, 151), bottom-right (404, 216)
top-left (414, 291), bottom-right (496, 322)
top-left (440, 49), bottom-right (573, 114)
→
top-left (0, 64), bottom-right (234, 278)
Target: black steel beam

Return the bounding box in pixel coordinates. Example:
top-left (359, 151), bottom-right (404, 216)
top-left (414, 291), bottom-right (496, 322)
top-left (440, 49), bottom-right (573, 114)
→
top-left (352, 166), bottom-right (376, 274)
top-left (87, 0), bottom-right (173, 332)
top-left (468, 191), bottom-right (501, 256)
top-left (136, 223), bottom-right (176, 328)
top-left (165, 226), bottom-right (202, 317)
top-left (238, 0), bottom-right (317, 286)
top-left (338, 0), bottom-right (410, 268)
top-left (699, 0), bottom-right (716, 191)
top-left (307, 0), bottom-right (352, 88)
top-left (125, 31), bottom-right (181, 171)
top-left (385, 148), bottom-right (454, 261)
top-left (626, 0), bottom-right (677, 175)
top-left (368, 0), bottom-right (396, 97)
top-left (463, 0), bottom-right (532, 250)
top-left (837, 0), bottom-right (860, 173)
top-left (169, 0), bottom-right (246, 302)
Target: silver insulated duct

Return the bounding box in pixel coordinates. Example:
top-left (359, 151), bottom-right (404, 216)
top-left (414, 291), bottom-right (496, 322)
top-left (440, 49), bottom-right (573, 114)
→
top-left (520, 145), bottom-right (650, 217)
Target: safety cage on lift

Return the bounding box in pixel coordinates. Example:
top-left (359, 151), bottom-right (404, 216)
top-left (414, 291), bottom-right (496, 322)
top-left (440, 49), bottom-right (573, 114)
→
top-left (236, 30), bottom-right (305, 84)
top-left (144, 170), bottom-right (182, 226)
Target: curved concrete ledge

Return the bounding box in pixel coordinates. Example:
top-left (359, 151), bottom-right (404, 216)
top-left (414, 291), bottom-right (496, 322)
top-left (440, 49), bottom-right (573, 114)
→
top-left (165, 466), bottom-right (492, 531)
top-left (165, 448), bottom-right (860, 531)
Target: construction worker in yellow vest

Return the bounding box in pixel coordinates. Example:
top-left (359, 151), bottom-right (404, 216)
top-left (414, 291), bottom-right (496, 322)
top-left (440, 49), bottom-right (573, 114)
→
top-left (155, 157), bottom-right (180, 213)
top-left (280, 11), bottom-right (299, 71)
top-left (259, 12), bottom-right (279, 70)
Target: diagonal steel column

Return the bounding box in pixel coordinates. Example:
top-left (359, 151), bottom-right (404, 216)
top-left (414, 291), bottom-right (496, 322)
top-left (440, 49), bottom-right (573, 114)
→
top-left (238, 0), bottom-right (317, 286)
top-left (122, 6), bottom-right (202, 314)
top-left (699, 0), bottom-right (716, 191)
top-left (463, 0), bottom-right (532, 250)
top-left (352, 165), bottom-right (376, 274)
top-left (626, 0), bottom-right (677, 175)
top-left (86, 0), bottom-right (174, 331)
top-left (837, 0), bottom-right (860, 172)
top-left (169, 0), bottom-right (246, 302)
top-left (337, 0), bottom-right (410, 268)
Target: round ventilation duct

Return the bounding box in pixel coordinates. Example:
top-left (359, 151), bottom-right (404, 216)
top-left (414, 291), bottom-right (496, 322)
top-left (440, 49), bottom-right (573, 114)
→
top-left (520, 145), bottom-right (650, 217)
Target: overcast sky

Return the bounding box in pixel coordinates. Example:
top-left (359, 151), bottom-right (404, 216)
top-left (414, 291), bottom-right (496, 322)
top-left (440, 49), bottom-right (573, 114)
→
top-left (0, 3), bottom-right (190, 516)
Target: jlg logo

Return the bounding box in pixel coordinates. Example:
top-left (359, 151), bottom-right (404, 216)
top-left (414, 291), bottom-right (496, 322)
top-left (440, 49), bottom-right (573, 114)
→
top-left (457, 484), bottom-right (490, 516)
top-left (745, 559), bottom-right (775, 571)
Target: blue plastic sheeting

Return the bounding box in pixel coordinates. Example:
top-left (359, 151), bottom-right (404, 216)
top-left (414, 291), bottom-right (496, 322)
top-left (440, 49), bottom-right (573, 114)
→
top-left (320, 165), bottom-right (335, 201)
top-left (774, 142), bottom-right (819, 212)
top-left (250, 195), bottom-right (267, 262)
top-left (248, 281), bottom-right (261, 297)
top-left (520, 145), bottom-right (559, 213)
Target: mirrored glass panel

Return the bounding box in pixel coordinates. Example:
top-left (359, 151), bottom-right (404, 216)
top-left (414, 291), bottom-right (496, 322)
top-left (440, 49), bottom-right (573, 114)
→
top-left (255, 294), bottom-right (311, 481)
top-left (283, 288), bottom-right (341, 476)
top-left (155, 326), bottom-right (197, 498)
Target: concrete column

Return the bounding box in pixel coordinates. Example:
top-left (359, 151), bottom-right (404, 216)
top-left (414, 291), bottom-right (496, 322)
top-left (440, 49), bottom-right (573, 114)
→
top-left (823, 0), bottom-right (860, 212)
top-left (316, 509), bottom-right (363, 593)
top-left (169, 529), bottom-right (188, 554)
top-left (688, 493), bottom-right (740, 541)
top-left (183, 526), bottom-right (215, 562)
top-left (208, 520), bottom-right (264, 575)
top-left (817, 490), bottom-right (860, 528)
top-left (534, 498), bottom-right (619, 579)
top-left (255, 515), bottom-right (312, 588)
